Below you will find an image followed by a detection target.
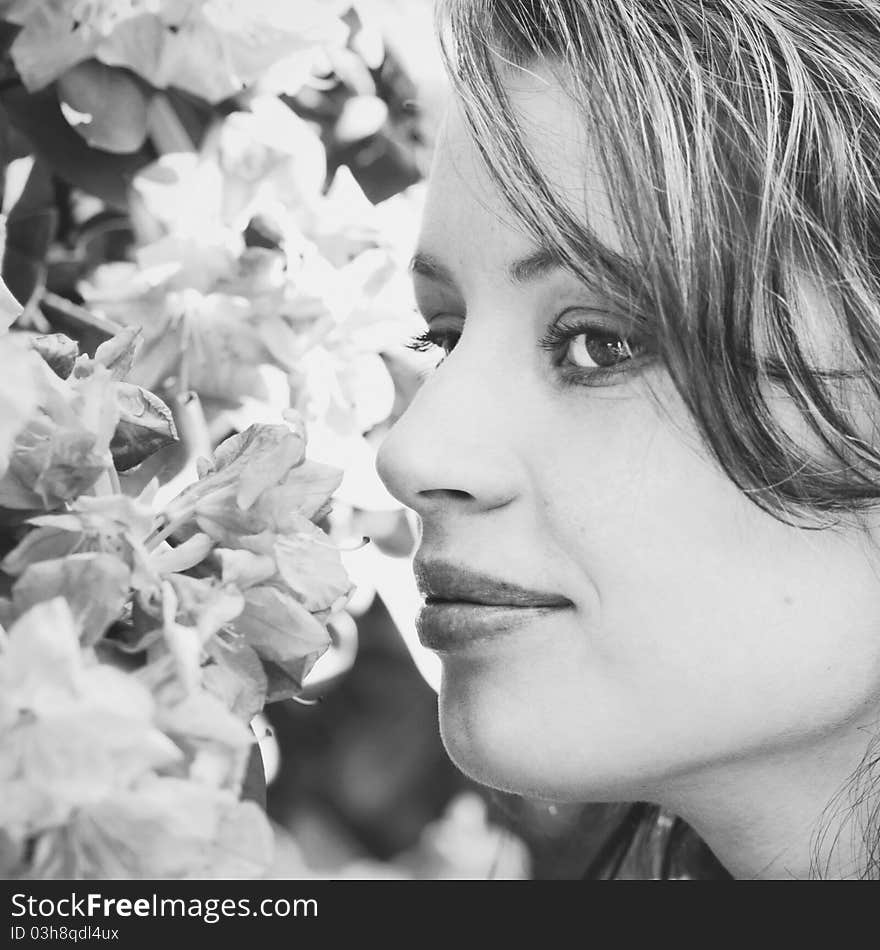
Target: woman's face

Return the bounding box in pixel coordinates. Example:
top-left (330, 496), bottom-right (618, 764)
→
top-left (376, 73), bottom-right (880, 806)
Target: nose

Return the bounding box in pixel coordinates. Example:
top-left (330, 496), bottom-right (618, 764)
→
top-left (375, 344), bottom-right (522, 517)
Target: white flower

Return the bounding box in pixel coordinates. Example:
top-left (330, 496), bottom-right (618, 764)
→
top-left (0, 599), bottom-right (181, 840)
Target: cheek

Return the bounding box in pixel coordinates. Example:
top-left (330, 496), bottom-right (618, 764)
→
top-left (569, 415), bottom-right (880, 704)
top-left (433, 383), bottom-right (880, 803)
top-left (516, 396), bottom-right (880, 784)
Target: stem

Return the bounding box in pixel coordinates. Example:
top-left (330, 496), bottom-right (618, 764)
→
top-left (91, 463), bottom-right (121, 497)
top-left (174, 390), bottom-right (212, 460)
top-left (177, 329), bottom-right (191, 397)
top-left (144, 500), bottom-right (194, 551)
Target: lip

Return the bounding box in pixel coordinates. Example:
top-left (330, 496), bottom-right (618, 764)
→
top-left (414, 558), bottom-right (573, 608)
top-left (413, 558), bottom-right (573, 653)
top-left (417, 602), bottom-right (567, 653)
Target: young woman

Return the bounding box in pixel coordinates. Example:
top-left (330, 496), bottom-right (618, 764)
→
top-left (375, 0), bottom-right (880, 878)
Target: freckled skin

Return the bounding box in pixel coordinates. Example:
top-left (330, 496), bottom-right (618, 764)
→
top-left (376, 73), bottom-right (880, 875)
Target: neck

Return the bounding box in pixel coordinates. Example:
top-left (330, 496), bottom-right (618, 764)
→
top-left (659, 719), bottom-right (880, 879)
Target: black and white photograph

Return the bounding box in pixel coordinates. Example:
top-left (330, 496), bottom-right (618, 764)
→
top-left (1, 0), bottom-right (880, 902)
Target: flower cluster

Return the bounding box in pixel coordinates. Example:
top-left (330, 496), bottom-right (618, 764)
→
top-left (0, 313), bottom-right (355, 878)
top-left (77, 91), bottom-right (421, 512)
top-left (0, 0), bottom-right (350, 99)
top-left (0, 1), bottom-right (427, 880)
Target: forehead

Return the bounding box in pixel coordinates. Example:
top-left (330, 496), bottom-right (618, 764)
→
top-left (418, 67), bottom-right (624, 276)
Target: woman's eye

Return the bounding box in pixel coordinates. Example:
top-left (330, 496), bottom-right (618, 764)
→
top-left (539, 314), bottom-right (652, 385)
top-left (563, 331), bottom-right (635, 369)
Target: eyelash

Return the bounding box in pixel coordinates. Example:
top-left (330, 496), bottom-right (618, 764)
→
top-left (405, 314), bottom-right (653, 387)
top-left (406, 329), bottom-right (448, 354)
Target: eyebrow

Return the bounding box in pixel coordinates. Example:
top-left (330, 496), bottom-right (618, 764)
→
top-left (410, 247), bottom-right (564, 287)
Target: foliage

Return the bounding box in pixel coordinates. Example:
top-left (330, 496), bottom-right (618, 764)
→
top-left (0, 0), bottom-right (423, 879)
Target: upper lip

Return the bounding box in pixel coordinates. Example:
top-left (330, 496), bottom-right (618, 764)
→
top-left (414, 558), bottom-right (573, 608)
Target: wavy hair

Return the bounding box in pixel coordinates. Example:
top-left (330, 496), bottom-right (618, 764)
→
top-left (434, 0), bottom-right (880, 877)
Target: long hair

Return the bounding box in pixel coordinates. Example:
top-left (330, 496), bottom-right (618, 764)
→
top-left (434, 0), bottom-right (880, 877)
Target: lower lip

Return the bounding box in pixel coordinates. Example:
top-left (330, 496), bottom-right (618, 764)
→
top-left (417, 602), bottom-right (569, 653)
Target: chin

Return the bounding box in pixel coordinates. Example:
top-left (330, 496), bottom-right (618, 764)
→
top-left (436, 666), bottom-right (689, 803)
top-left (438, 700), bottom-right (544, 798)
top-left (436, 675), bottom-right (629, 802)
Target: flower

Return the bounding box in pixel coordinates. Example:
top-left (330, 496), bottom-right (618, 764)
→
top-left (0, 599), bottom-right (181, 847)
top-left (0, 0), bottom-right (425, 883)
top-left (2, 0), bottom-right (350, 101)
top-left (78, 148), bottom-right (314, 403)
top-left (10, 552), bottom-right (130, 646)
top-left (28, 777), bottom-right (273, 879)
top-left (202, 95), bottom-right (327, 233)
top-left (0, 355), bottom-right (119, 511)
top-left (0, 336), bottom-right (42, 483)
top-left (1, 492), bottom-right (157, 591)
top-left (146, 418), bottom-right (354, 702)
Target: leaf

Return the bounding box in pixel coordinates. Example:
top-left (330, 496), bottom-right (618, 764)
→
top-left (57, 58), bottom-right (151, 154)
top-left (111, 382), bottom-right (178, 471)
top-left (240, 741), bottom-right (266, 810)
top-left (0, 84), bottom-right (155, 211)
top-left (12, 552), bottom-right (131, 646)
top-left (0, 273), bottom-right (22, 330)
top-left (0, 216), bottom-right (24, 328)
top-left (232, 585), bottom-right (330, 701)
top-left (2, 156), bottom-right (58, 309)
top-left (26, 333), bottom-right (79, 378)
top-left (0, 828), bottom-right (24, 879)
top-left (37, 292), bottom-right (120, 358)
